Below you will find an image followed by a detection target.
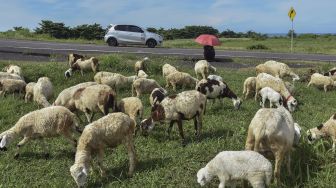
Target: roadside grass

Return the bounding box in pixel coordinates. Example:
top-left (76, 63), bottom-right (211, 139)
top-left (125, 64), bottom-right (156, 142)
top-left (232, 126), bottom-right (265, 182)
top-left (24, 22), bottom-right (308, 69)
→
top-left (0, 54), bottom-right (336, 187)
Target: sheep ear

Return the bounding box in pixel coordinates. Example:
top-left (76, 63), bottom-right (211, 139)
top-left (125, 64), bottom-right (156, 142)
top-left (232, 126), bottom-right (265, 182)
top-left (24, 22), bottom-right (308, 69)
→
top-left (317, 124), bottom-right (323, 130)
top-left (0, 135), bottom-right (8, 148)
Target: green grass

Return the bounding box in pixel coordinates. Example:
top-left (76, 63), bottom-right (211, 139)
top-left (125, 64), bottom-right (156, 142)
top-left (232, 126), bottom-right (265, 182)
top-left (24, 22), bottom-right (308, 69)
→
top-left (0, 55), bottom-right (336, 187)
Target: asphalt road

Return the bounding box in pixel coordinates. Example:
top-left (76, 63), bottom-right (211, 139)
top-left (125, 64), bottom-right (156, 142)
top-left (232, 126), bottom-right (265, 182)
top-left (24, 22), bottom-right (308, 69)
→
top-left (0, 39), bottom-right (335, 62)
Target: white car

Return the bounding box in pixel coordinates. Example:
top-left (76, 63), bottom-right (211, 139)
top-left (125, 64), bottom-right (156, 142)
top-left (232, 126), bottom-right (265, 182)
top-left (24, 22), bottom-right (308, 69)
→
top-left (104, 24), bottom-right (163, 48)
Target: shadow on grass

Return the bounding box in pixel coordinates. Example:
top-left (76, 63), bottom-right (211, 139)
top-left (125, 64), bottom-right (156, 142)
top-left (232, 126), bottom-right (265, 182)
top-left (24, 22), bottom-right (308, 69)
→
top-left (15, 149), bottom-right (75, 161)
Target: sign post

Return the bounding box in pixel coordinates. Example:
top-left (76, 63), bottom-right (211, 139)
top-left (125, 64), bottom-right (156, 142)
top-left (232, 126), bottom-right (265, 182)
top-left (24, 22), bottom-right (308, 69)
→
top-left (288, 7), bottom-right (296, 53)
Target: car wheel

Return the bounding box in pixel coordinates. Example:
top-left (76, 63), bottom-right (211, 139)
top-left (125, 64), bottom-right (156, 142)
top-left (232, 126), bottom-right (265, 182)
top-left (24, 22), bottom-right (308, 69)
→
top-left (147, 39), bottom-right (157, 48)
top-left (107, 38), bottom-right (118, 46)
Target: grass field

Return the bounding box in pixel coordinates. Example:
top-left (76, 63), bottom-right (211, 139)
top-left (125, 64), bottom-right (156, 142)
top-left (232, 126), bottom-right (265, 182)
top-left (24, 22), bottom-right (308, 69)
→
top-left (0, 55), bottom-right (336, 187)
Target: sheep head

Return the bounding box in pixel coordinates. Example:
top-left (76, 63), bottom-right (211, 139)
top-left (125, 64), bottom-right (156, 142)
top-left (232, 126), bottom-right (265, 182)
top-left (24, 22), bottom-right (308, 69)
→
top-left (307, 124), bottom-right (327, 143)
top-left (139, 118), bottom-right (155, 136)
top-left (70, 165), bottom-right (88, 187)
top-left (286, 96), bottom-right (297, 112)
top-left (0, 131), bottom-right (16, 150)
top-left (64, 68), bottom-right (72, 78)
top-left (196, 167), bottom-right (213, 186)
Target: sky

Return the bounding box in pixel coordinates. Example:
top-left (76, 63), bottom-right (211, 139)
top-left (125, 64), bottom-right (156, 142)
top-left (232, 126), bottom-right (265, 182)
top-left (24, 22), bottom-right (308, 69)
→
top-left (1, 0), bottom-right (335, 33)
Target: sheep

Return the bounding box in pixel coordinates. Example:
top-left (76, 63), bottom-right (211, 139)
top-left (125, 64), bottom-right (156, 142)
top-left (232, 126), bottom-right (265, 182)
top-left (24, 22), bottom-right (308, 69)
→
top-left (259, 87), bottom-right (283, 108)
top-left (33, 77), bottom-right (53, 107)
top-left (0, 72), bottom-right (24, 81)
top-left (165, 71), bottom-right (198, 91)
top-left (70, 112), bottom-right (136, 187)
top-left (197, 151), bottom-right (272, 188)
top-left (162, 63), bottom-right (178, 78)
top-left (64, 68), bottom-right (72, 79)
top-left (255, 73), bottom-right (297, 112)
top-left (0, 79), bottom-right (26, 96)
top-left (307, 113), bottom-right (336, 153)
top-left (53, 82), bottom-right (97, 111)
top-left (24, 82), bottom-right (36, 103)
top-left (149, 87), bottom-right (168, 106)
top-left (68, 53), bottom-right (84, 68)
top-left (307, 73), bottom-right (336, 92)
top-left (194, 60), bottom-right (217, 79)
top-left (117, 97), bottom-right (143, 127)
top-left (73, 84), bottom-right (116, 123)
top-left (207, 74), bottom-right (223, 82)
top-left (94, 72), bottom-right (136, 90)
top-left (196, 78), bottom-right (242, 110)
top-left (137, 70), bottom-right (148, 78)
top-left (2, 65), bottom-right (22, 77)
top-left (323, 67), bottom-right (336, 76)
top-left (245, 106), bottom-right (296, 183)
top-left (134, 57), bottom-right (149, 74)
top-left (0, 106), bottom-right (80, 159)
top-left (140, 90), bottom-right (206, 146)
top-left (132, 78), bottom-right (161, 97)
top-left (256, 60), bottom-right (300, 81)
top-left (71, 57), bottom-right (99, 76)
top-left (243, 77), bottom-right (256, 99)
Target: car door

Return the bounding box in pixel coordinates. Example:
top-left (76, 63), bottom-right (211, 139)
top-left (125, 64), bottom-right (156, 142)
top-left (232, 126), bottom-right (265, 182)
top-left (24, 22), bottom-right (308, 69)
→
top-left (114, 25), bottom-right (129, 44)
top-left (127, 25), bottom-right (146, 44)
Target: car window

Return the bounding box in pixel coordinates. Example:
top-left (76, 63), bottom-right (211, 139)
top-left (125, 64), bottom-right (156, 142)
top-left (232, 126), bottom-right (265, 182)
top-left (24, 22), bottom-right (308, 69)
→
top-left (128, 25), bottom-right (143, 33)
top-left (114, 25), bottom-right (127, 31)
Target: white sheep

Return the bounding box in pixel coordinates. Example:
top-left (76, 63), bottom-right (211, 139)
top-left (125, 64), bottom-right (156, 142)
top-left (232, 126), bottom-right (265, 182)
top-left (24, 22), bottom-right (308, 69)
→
top-left (2, 65), bottom-right (23, 77)
top-left (256, 60), bottom-right (300, 81)
top-left (0, 79), bottom-right (26, 96)
top-left (73, 84), bottom-right (116, 123)
top-left (24, 82), bottom-right (36, 103)
top-left (194, 60), bottom-right (217, 79)
top-left (134, 57), bottom-right (149, 73)
top-left (94, 71), bottom-right (136, 90)
top-left (255, 73), bottom-right (297, 112)
top-left (117, 97), bottom-right (144, 127)
top-left (137, 70), bottom-right (148, 78)
top-left (197, 151), bottom-right (272, 188)
top-left (207, 74), bottom-right (223, 82)
top-left (132, 78), bottom-right (161, 97)
top-left (140, 90), bottom-right (206, 146)
top-left (0, 72), bottom-right (24, 81)
top-left (0, 106), bottom-right (80, 159)
top-left (307, 113), bottom-right (336, 153)
top-left (165, 71), bottom-right (198, 91)
top-left (53, 82), bottom-right (97, 111)
top-left (71, 57), bottom-right (99, 76)
top-left (162, 63), bottom-right (178, 78)
top-left (70, 112), bottom-right (136, 187)
top-left (259, 87), bottom-right (283, 108)
top-left (33, 77), bottom-right (53, 107)
top-left (68, 53), bottom-right (84, 68)
top-left (245, 106), bottom-right (296, 183)
top-left (243, 77), bottom-right (256, 99)
top-left (149, 87), bottom-right (168, 106)
top-left (307, 73), bottom-right (336, 92)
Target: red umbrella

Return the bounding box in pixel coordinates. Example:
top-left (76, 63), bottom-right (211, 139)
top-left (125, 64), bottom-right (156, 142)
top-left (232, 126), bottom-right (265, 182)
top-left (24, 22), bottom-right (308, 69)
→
top-left (195, 34), bottom-right (221, 46)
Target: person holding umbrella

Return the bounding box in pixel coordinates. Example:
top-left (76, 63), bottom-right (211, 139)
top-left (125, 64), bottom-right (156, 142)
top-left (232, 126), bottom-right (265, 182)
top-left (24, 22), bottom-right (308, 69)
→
top-left (195, 34), bottom-right (221, 61)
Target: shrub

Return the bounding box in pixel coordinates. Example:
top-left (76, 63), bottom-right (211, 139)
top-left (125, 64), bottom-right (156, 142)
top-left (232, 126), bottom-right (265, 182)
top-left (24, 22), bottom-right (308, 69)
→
top-left (246, 44), bottom-right (269, 50)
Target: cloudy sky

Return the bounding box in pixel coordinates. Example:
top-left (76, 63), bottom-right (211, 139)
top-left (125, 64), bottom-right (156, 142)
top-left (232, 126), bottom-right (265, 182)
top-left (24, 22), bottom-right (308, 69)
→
top-left (1, 0), bottom-right (335, 33)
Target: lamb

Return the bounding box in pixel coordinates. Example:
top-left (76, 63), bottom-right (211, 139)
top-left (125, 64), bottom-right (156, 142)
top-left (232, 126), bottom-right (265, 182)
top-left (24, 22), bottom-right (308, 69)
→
top-left (2, 65), bottom-right (23, 77)
top-left (134, 57), bottom-right (149, 74)
top-left (117, 97), bottom-right (144, 127)
top-left (33, 77), bottom-right (53, 107)
top-left (165, 71), bottom-right (198, 91)
top-left (137, 70), bottom-right (148, 78)
top-left (70, 112), bottom-right (136, 187)
top-left (71, 57), bottom-right (99, 76)
top-left (132, 78), bottom-right (161, 97)
top-left (256, 60), bottom-right (300, 81)
top-left (0, 79), bottom-right (26, 96)
top-left (194, 60), bottom-right (217, 79)
top-left (207, 74), bottom-right (223, 82)
top-left (149, 87), bottom-right (168, 106)
top-left (245, 106), bottom-right (296, 183)
top-left (259, 87), bottom-right (283, 108)
top-left (53, 82), bottom-right (97, 111)
top-left (307, 73), bottom-right (336, 92)
top-left (197, 151), bottom-right (272, 188)
top-left (68, 53), bottom-right (84, 68)
top-left (196, 78), bottom-right (242, 109)
top-left (0, 106), bottom-right (80, 159)
top-left (162, 63), bottom-right (178, 78)
top-left (73, 84), bottom-right (116, 123)
top-left (255, 73), bottom-right (297, 112)
top-left (0, 72), bottom-right (24, 81)
top-left (307, 113), bottom-right (336, 153)
top-left (140, 90), bottom-right (206, 146)
top-left (243, 77), bottom-right (256, 99)
top-left (94, 72), bottom-right (136, 90)
top-left (24, 82), bottom-right (36, 103)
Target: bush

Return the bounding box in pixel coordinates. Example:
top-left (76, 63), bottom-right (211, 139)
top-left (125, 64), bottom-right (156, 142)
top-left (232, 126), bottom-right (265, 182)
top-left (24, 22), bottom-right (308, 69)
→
top-left (246, 44), bottom-right (269, 50)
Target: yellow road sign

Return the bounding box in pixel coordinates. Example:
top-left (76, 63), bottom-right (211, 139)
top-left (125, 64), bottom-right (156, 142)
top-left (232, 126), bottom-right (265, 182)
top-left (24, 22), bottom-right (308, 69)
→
top-left (288, 7), bottom-right (296, 21)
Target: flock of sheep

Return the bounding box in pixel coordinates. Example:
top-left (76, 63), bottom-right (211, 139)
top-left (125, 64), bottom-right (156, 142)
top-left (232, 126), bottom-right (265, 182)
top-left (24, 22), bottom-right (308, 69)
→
top-left (0, 54), bottom-right (336, 187)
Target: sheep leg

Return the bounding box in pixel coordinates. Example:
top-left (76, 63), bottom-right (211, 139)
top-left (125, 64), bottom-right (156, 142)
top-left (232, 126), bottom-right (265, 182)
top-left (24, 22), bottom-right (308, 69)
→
top-left (167, 121), bottom-right (174, 138)
top-left (172, 83), bottom-right (176, 91)
top-left (40, 138), bottom-right (50, 159)
top-left (286, 155), bottom-right (292, 176)
top-left (177, 120), bottom-right (186, 146)
top-left (80, 70), bottom-right (84, 76)
top-left (84, 110), bottom-right (94, 123)
top-left (14, 137), bottom-right (31, 159)
top-left (126, 135), bottom-right (137, 177)
top-left (245, 128), bottom-right (255, 150)
top-left (324, 85), bottom-right (328, 92)
top-left (332, 138), bottom-right (336, 153)
top-left (307, 81), bottom-right (312, 88)
top-left (274, 150), bottom-right (285, 185)
top-left (218, 176), bottom-right (226, 188)
top-left (97, 149), bottom-right (106, 177)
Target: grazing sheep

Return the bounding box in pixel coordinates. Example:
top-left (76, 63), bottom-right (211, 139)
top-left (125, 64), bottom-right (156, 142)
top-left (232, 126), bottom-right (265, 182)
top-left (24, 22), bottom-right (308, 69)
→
top-left (70, 113), bottom-right (136, 187)
top-left (194, 60), bottom-right (217, 79)
top-left (0, 79), bottom-right (26, 96)
top-left (165, 71), bottom-right (198, 91)
top-left (243, 77), bottom-right (256, 99)
top-left (117, 97), bottom-right (143, 127)
top-left (71, 57), bottom-right (99, 76)
top-left (140, 90), bottom-right (206, 146)
top-left (149, 87), bottom-right (168, 106)
top-left (94, 72), bottom-right (136, 90)
top-left (259, 87), bottom-right (283, 108)
top-left (196, 78), bottom-right (242, 110)
top-left (24, 82), bottom-right (36, 103)
top-left (307, 114), bottom-right (336, 153)
top-left (0, 72), bottom-right (24, 81)
top-left (256, 60), bottom-right (300, 81)
top-left (197, 151), bottom-right (272, 188)
top-left (2, 65), bottom-right (22, 77)
top-left (134, 57), bottom-right (149, 74)
top-left (137, 70), bottom-right (148, 78)
top-left (53, 82), bottom-right (97, 111)
top-left (207, 74), bottom-right (223, 82)
top-left (132, 78), bottom-right (161, 97)
top-left (255, 73), bottom-right (297, 112)
top-left (73, 84), bottom-right (116, 123)
top-left (307, 73), bottom-right (336, 92)
top-left (68, 53), bottom-right (84, 68)
top-left (0, 106), bottom-right (80, 159)
top-left (323, 67), bottom-right (336, 76)
top-left (33, 77), bottom-right (53, 107)
top-left (162, 63), bottom-right (178, 78)
top-left (245, 106), bottom-right (296, 183)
